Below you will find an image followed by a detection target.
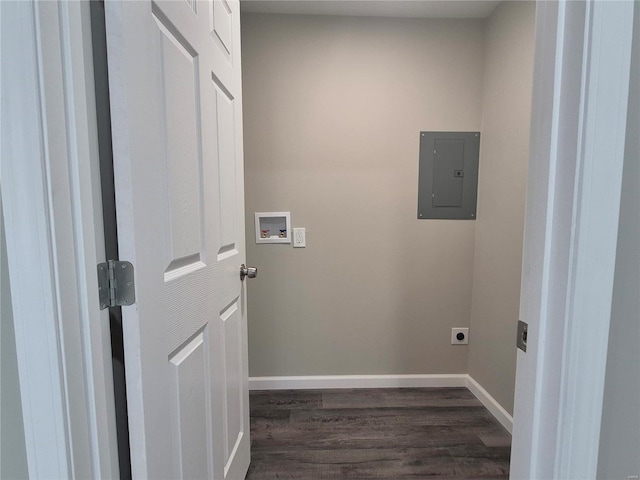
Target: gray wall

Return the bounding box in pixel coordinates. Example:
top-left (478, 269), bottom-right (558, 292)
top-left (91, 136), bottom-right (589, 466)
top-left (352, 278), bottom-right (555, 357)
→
top-left (597, 3), bottom-right (640, 478)
top-left (467, 1), bottom-right (535, 415)
top-left (242, 13), bottom-right (485, 376)
top-left (0, 195), bottom-right (29, 479)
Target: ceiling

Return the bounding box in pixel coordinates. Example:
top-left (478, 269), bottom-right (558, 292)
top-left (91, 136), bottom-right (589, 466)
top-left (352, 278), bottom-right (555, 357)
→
top-left (240, 0), bottom-right (502, 19)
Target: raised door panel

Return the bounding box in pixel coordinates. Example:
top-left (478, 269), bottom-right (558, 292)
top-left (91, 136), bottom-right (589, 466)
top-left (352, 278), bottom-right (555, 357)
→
top-left (211, 0), bottom-right (233, 58)
top-left (214, 82), bottom-right (238, 256)
top-left (151, 9), bottom-right (212, 355)
top-left (152, 13), bottom-right (205, 277)
top-left (219, 299), bottom-right (244, 475)
top-left (169, 330), bottom-right (212, 479)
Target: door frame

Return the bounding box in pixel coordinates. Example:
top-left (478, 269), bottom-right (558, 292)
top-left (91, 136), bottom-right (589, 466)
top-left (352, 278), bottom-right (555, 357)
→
top-left (1, 0), bottom-right (634, 478)
top-left (0, 1), bottom-right (119, 478)
top-left (510, 1), bottom-right (634, 478)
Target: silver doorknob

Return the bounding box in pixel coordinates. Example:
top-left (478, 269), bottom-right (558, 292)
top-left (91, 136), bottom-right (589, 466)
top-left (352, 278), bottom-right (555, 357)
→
top-left (240, 264), bottom-right (257, 281)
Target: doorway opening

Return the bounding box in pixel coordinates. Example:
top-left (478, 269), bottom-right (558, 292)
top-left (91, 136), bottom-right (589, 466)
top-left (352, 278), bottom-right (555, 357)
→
top-left (240, 0), bottom-right (534, 425)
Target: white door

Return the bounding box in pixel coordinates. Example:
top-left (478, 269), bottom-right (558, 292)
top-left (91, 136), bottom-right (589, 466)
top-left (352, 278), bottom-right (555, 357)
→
top-left (105, 1), bottom-right (250, 478)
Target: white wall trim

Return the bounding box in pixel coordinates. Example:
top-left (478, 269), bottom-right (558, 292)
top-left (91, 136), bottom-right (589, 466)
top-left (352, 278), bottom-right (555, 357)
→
top-left (466, 376), bottom-right (513, 434)
top-left (509, 1), bottom-right (635, 479)
top-left (250, 374), bottom-right (468, 390)
top-left (1, 4), bottom-right (68, 476)
top-left (554, 2), bottom-right (634, 478)
top-left (0, 1), bottom-right (118, 478)
top-left (249, 374), bottom-right (513, 433)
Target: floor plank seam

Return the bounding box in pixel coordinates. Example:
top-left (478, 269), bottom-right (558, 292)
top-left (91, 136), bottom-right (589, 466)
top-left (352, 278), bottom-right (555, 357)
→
top-left (247, 387), bottom-right (511, 479)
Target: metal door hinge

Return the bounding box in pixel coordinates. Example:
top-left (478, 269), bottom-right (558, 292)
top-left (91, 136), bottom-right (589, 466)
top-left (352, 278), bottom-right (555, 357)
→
top-left (97, 260), bottom-right (135, 309)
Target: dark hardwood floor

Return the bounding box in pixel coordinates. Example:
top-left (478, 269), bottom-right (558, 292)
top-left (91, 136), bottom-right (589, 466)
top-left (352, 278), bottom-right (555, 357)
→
top-left (246, 387), bottom-right (511, 479)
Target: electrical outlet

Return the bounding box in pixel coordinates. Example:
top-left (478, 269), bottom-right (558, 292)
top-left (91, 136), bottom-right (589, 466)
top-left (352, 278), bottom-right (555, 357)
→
top-left (293, 227), bottom-right (306, 248)
top-left (451, 328), bottom-right (469, 345)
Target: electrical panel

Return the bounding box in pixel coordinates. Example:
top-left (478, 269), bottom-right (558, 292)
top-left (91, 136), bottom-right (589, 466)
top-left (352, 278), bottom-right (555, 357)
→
top-left (417, 131), bottom-right (480, 220)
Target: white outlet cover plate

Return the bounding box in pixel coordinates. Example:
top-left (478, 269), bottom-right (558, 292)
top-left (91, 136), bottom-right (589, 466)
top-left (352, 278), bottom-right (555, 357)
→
top-left (451, 327), bottom-right (469, 345)
top-left (293, 227), bottom-right (306, 248)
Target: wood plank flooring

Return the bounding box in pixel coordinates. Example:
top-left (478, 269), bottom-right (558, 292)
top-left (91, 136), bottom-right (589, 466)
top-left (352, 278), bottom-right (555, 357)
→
top-left (246, 387), bottom-right (511, 479)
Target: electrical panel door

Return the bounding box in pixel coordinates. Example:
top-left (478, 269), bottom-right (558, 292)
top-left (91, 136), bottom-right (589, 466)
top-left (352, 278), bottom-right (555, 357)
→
top-left (417, 131), bottom-right (480, 220)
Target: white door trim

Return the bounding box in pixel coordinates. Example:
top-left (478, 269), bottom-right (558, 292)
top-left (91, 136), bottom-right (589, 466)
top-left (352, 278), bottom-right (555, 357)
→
top-left (510, 1), bottom-right (634, 478)
top-left (554, 2), bottom-right (634, 476)
top-left (0, 1), bottom-right (118, 478)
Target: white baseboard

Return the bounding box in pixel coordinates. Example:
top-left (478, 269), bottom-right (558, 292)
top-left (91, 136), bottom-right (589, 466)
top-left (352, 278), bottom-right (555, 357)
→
top-left (248, 373), bottom-right (513, 433)
top-left (466, 375), bottom-right (513, 433)
top-left (249, 374), bottom-right (468, 391)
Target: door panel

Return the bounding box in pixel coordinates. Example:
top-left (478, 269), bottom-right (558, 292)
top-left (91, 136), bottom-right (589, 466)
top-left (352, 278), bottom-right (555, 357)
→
top-left (105, 1), bottom-right (249, 478)
top-left (154, 14), bottom-right (204, 270)
top-left (433, 139), bottom-right (464, 207)
top-left (169, 329), bottom-right (210, 479)
top-left (212, 0), bottom-right (233, 57)
top-left (215, 85), bottom-right (238, 251)
top-left (221, 301), bottom-right (243, 468)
